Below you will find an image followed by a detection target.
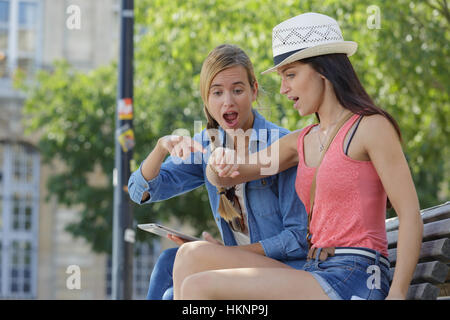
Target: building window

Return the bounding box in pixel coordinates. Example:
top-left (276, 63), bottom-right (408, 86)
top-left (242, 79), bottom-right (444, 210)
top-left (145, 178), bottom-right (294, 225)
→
top-left (0, 1), bottom-right (9, 78)
top-left (10, 240), bottom-right (32, 295)
top-left (17, 1), bottom-right (38, 75)
top-left (105, 240), bottom-right (160, 299)
top-left (133, 241), bottom-right (159, 298)
top-left (12, 192), bottom-right (33, 231)
top-left (12, 142), bottom-right (35, 183)
top-left (0, 0), bottom-right (41, 79)
top-left (0, 141), bottom-right (39, 299)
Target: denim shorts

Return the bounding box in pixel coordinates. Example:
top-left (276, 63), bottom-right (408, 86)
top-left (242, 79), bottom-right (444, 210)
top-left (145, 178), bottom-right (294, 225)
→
top-left (302, 247), bottom-right (391, 300)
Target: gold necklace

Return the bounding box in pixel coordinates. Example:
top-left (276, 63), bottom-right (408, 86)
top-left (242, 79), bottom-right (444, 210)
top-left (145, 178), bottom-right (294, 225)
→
top-left (316, 109), bottom-right (348, 152)
top-left (317, 129), bottom-right (325, 152)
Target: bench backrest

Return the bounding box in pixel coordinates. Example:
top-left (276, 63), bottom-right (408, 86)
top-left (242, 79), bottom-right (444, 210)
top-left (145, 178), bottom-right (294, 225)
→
top-left (385, 201), bottom-right (450, 300)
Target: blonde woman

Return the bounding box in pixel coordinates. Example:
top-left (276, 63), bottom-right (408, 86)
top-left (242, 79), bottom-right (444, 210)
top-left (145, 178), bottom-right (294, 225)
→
top-left (128, 44), bottom-right (308, 300)
top-left (174, 13), bottom-right (423, 300)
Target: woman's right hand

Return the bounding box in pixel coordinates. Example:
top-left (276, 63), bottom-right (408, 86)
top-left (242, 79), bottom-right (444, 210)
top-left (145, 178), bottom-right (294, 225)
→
top-left (158, 135), bottom-right (206, 160)
top-left (167, 231), bottom-right (223, 246)
top-left (167, 234), bottom-right (190, 246)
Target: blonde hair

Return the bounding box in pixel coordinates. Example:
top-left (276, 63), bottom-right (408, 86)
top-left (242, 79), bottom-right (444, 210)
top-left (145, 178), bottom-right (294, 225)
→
top-left (200, 44), bottom-right (257, 226)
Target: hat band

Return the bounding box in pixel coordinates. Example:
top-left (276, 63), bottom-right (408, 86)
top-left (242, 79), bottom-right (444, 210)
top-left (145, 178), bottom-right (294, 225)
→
top-left (273, 47), bottom-right (306, 66)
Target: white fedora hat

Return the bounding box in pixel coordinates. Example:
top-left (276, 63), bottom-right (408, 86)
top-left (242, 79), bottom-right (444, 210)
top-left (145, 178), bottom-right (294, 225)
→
top-left (262, 12), bottom-right (357, 74)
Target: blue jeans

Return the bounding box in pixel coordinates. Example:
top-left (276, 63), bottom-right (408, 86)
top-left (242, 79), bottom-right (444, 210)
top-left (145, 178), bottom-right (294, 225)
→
top-left (146, 247), bottom-right (178, 300)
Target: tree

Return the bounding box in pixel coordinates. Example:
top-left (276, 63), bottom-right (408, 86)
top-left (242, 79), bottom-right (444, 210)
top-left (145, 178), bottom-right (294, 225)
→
top-left (16, 0), bottom-right (449, 253)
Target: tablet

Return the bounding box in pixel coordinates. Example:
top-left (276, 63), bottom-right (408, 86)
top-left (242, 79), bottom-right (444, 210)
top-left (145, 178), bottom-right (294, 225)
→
top-left (137, 223), bottom-right (200, 242)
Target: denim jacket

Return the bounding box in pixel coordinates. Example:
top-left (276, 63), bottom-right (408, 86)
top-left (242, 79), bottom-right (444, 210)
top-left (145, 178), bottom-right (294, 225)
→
top-left (128, 110), bottom-right (308, 268)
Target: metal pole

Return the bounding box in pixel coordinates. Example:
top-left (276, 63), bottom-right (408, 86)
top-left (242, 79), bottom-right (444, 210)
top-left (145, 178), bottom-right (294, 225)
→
top-left (112, 0), bottom-right (134, 300)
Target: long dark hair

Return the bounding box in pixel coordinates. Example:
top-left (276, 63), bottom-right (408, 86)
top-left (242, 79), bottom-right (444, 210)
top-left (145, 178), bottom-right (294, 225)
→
top-left (302, 53), bottom-right (399, 209)
top-left (302, 53), bottom-right (402, 141)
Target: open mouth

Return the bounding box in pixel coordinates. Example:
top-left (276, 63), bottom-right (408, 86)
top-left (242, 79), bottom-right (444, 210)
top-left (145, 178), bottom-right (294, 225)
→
top-left (291, 97), bottom-right (300, 109)
top-left (223, 111), bottom-right (239, 127)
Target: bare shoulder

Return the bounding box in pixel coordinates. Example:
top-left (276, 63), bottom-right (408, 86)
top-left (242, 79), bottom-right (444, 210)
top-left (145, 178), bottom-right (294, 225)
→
top-left (359, 114), bottom-right (400, 142)
top-left (358, 113), bottom-right (402, 154)
top-left (360, 113), bottom-right (395, 129)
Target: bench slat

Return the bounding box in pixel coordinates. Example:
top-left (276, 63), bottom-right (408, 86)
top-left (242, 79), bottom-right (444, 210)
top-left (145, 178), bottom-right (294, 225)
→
top-left (385, 202), bottom-right (449, 300)
top-left (387, 218), bottom-right (450, 248)
top-left (386, 201), bottom-right (450, 232)
top-left (388, 238), bottom-right (450, 265)
top-left (407, 283), bottom-right (441, 300)
top-left (437, 282), bottom-right (450, 297)
top-left (390, 261), bottom-right (450, 285)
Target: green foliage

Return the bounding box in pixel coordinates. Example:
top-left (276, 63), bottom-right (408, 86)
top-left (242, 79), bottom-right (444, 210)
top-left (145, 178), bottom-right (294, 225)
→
top-left (16, 0), bottom-right (449, 253)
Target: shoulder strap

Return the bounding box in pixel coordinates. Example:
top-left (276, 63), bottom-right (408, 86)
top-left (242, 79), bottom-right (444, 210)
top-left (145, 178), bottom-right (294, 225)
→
top-left (306, 112), bottom-right (354, 247)
top-left (344, 115), bottom-right (363, 155)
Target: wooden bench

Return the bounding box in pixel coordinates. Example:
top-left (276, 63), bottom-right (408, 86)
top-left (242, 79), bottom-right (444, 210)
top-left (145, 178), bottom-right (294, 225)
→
top-left (386, 201), bottom-right (450, 300)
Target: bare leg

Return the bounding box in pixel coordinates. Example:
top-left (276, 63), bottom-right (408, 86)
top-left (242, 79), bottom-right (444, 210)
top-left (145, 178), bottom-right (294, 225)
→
top-left (172, 241), bottom-right (292, 300)
top-left (180, 267), bottom-right (330, 300)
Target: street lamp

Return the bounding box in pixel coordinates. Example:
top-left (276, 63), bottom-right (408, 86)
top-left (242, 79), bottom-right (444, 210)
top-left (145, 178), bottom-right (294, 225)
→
top-left (112, 0), bottom-right (135, 300)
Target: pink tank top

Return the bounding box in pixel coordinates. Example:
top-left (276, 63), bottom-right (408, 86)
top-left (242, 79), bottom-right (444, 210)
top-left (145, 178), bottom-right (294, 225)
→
top-left (295, 114), bottom-right (388, 256)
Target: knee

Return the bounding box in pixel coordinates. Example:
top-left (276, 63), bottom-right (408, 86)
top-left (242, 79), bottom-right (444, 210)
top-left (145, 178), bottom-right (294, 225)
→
top-left (173, 241), bottom-right (212, 272)
top-left (180, 272), bottom-right (216, 300)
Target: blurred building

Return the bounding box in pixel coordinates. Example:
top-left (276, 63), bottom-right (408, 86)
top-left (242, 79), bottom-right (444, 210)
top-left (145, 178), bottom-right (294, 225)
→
top-left (0, 0), bottom-right (159, 299)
